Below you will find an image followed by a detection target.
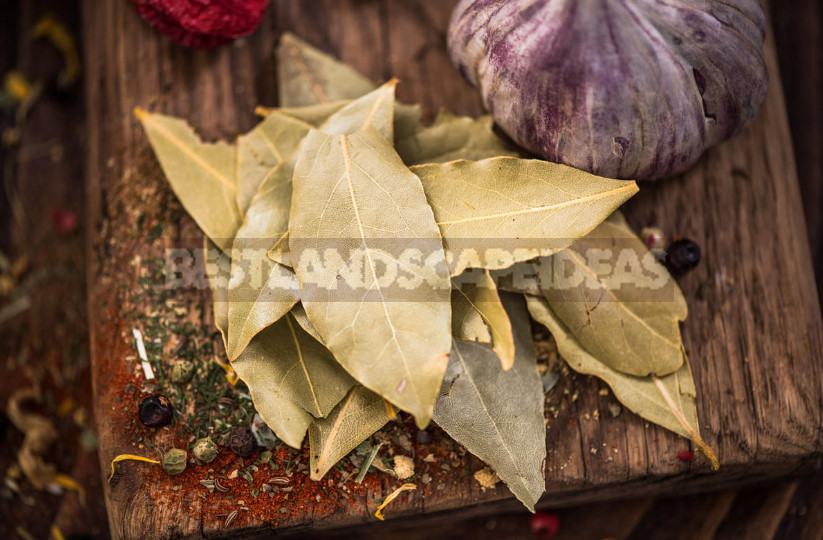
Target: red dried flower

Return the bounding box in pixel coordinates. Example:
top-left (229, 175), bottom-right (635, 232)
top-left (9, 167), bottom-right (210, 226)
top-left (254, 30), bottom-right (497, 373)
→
top-left (676, 450), bottom-right (695, 462)
top-left (130, 0), bottom-right (270, 49)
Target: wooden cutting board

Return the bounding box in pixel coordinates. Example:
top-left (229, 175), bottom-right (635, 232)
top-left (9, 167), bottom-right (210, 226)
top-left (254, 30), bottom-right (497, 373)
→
top-left (83, 1), bottom-right (823, 538)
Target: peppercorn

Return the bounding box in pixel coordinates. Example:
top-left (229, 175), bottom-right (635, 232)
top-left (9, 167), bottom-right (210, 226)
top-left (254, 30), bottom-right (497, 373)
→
top-left (676, 450), bottom-right (695, 462)
top-left (138, 394), bottom-right (173, 428)
top-left (227, 427), bottom-right (256, 458)
top-left (171, 361), bottom-right (195, 384)
top-left (192, 437), bottom-right (218, 464)
top-left (416, 430), bottom-right (432, 445)
top-left (529, 511), bottom-right (560, 539)
top-left (161, 448), bottom-right (187, 475)
top-left (665, 239), bottom-right (701, 276)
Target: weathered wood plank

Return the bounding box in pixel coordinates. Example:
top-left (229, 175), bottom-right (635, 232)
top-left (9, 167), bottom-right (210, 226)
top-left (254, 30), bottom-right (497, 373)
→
top-left (83, 1), bottom-right (823, 538)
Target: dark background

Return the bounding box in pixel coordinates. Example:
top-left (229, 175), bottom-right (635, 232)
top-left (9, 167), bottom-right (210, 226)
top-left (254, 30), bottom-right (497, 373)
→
top-left (0, 1), bottom-right (820, 538)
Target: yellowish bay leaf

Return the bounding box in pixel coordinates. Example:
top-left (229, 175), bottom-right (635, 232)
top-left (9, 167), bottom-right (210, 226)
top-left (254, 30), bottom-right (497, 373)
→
top-left (411, 158), bottom-right (638, 276)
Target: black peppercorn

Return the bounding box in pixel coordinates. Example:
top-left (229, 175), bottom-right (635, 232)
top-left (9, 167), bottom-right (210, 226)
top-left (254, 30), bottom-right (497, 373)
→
top-left (665, 239), bottom-right (701, 276)
top-left (416, 429), bottom-right (432, 445)
top-left (228, 427), bottom-right (256, 458)
top-left (138, 394), bottom-right (174, 428)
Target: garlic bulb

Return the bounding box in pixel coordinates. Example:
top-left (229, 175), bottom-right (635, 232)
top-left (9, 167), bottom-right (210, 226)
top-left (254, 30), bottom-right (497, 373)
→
top-left (448, 0), bottom-right (769, 180)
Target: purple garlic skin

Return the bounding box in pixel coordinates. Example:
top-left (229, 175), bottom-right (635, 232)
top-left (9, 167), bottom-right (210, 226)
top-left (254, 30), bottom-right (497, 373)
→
top-left (448, 0), bottom-right (769, 181)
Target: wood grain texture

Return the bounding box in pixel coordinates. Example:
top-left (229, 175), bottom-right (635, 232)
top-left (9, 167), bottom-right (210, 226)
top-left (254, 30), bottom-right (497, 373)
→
top-left (82, 1), bottom-right (823, 538)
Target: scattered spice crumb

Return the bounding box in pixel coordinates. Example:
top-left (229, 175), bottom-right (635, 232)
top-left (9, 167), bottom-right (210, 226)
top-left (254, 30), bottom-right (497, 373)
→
top-left (393, 455), bottom-right (415, 480)
top-left (473, 467), bottom-right (500, 490)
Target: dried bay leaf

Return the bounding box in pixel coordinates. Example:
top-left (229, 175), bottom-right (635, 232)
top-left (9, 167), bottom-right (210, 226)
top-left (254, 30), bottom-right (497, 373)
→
top-left (525, 295), bottom-right (718, 468)
top-left (534, 219), bottom-right (687, 377)
top-left (291, 302), bottom-right (324, 345)
top-left (204, 239), bottom-right (230, 348)
top-left (135, 108), bottom-right (241, 254)
top-left (268, 102), bottom-right (348, 126)
top-left (231, 313), bottom-right (355, 418)
top-left (411, 158), bottom-right (638, 276)
top-left (236, 111), bottom-right (312, 214)
top-left (227, 156), bottom-right (300, 360)
top-left (232, 355), bottom-right (312, 449)
top-left (278, 33), bottom-right (377, 107)
top-left (226, 253), bottom-right (299, 360)
top-left (433, 293), bottom-right (546, 511)
top-left (394, 103), bottom-right (423, 141)
top-left (318, 80), bottom-right (396, 143)
top-left (308, 385), bottom-right (392, 480)
top-left (290, 127), bottom-right (452, 427)
top-left (259, 101), bottom-right (420, 142)
top-left (397, 111), bottom-right (516, 166)
top-left (452, 269), bottom-right (515, 370)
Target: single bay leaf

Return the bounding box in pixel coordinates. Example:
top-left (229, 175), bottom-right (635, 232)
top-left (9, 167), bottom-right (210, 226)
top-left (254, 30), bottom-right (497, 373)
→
top-left (277, 33), bottom-right (377, 107)
top-left (318, 81), bottom-right (396, 143)
top-left (236, 111), bottom-right (312, 214)
top-left (411, 158), bottom-right (638, 276)
top-left (525, 295), bottom-right (717, 468)
top-left (394, 103), bottom-right (423, 141)
top-left (534, 219), bottom-right (687, 377)
top-left (397, 111), bottom-right (516, 166)
top-left (452, 269), bottom-right (515, 370)
top-left (226, 253), bottom-right (299, 360)
top-left (308, 385), bottom-right (392, 480)
top-left (204, 239), bottom-right (231, 349)
top-left (290, 128), bottom-right (452, 427)
top-left (227, 156), bottom-right (301, 360)
top-left (433, 293), bottom-right (546, 511)
top-left (232, 356), bottom-right (312, 449)
top-left (135, 108), bottom-right (241, 254)
top-left (231, 313), bottom-right (355, 418)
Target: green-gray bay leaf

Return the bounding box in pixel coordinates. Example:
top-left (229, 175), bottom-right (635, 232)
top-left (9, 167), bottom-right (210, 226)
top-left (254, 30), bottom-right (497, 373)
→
top-left (452, 268), bottom-right (515, 370)
top-left (525, 295), bottom-right (718, 468)
top-left (277, 33), bottom-right (377, 107)
top-left (290, 127), bottom-right (452, 427)
top-left (308, 385), bottom-right (393, 480)
top-left (397, 111), bottom-right (516, 166)
top-left (231, 313), bottom-right (355, 418)
top-left (534, 219), bottom-right (687, 377)
top-left (135, 108), bottom-right (241, 255)
top-left (434, 293), bottom-right (546, 511)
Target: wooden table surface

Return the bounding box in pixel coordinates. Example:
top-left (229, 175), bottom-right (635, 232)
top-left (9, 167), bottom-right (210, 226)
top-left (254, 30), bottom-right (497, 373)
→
top-left (77, 1), bottom-right (823, 538)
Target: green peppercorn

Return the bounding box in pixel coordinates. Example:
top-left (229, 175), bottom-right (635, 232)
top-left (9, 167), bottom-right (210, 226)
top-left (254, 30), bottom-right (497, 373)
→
top-left (161, 448), bottom-right (187, 476)
top-left (192, 437), bottom-right (218, 464)
top-left (171, 361), bottom-right (195, 384)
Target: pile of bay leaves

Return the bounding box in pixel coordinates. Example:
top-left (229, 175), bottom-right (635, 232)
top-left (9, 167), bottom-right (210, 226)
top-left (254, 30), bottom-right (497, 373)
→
top-left (135, 34), bottom-right (716, 511)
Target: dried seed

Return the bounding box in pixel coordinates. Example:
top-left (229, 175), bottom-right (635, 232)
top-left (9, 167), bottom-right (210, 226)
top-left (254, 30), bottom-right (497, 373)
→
top-left (214, 478), bottom-right (229, 493)
top-left (224, 510), bottom-right (239, 527)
